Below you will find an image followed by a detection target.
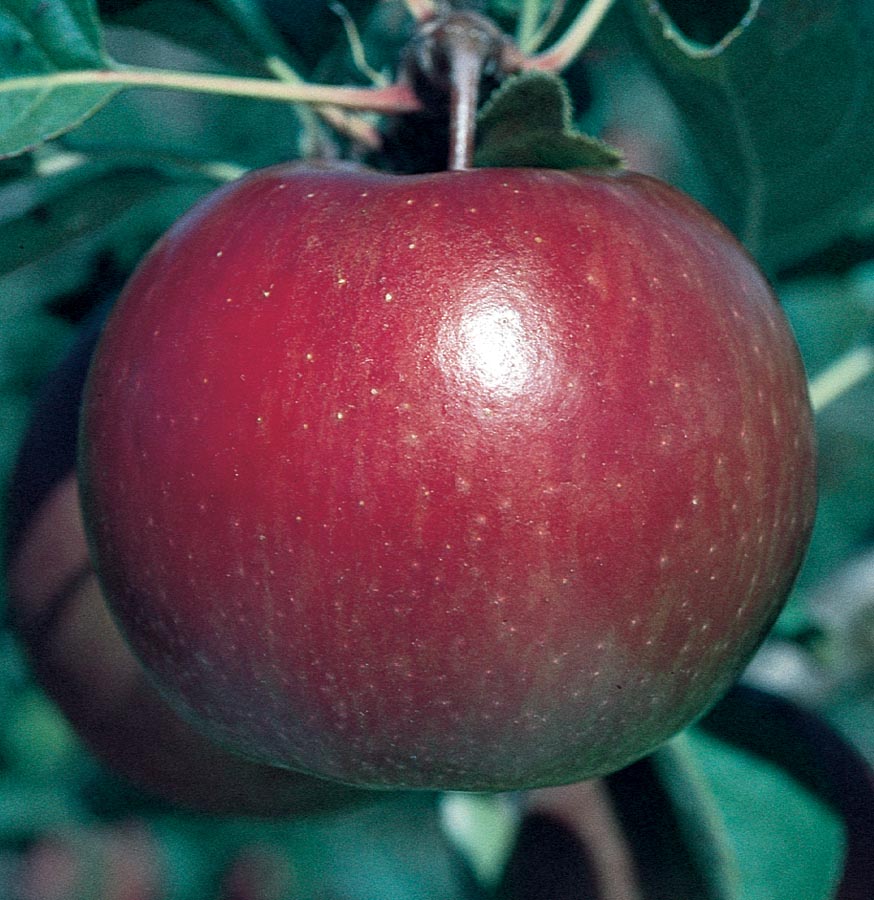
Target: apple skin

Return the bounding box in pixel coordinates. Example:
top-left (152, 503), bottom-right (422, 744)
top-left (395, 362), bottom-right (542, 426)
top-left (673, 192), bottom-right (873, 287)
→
top-left (78, 164), bottom-right (816, 791)
top-left (5, 315), bottom-right (381, 816)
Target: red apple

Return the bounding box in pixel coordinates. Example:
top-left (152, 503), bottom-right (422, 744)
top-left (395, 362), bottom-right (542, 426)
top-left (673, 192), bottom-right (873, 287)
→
top-left (5, 320), bottom-right (379, 815)
top-left (78, 164), bottom-right (816, 791)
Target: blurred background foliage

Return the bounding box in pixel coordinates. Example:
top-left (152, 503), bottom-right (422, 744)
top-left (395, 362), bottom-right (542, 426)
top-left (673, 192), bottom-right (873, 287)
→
top-left (2, 0), bottom-right (874, 897)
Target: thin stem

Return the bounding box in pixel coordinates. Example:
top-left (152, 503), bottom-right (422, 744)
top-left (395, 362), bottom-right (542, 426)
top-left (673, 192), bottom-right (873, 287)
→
top-left (1, 67), bottom-right (422, 113)
top-left (516, 0), bottom-right (544, 53)
top-left (446, 33), bottom-right (487, 171)
top-left (528, 0), bottom-right (569, 53)
top-left (210, 0), bottom-right (336, 151)
top-left (331, 2), bottom-right (389, 86)
top-left (264, 53), bottom-right (384, 149)
top-left (809, 345), bottom-right (874, 413)
top-left (405, 12), bottom-right (510, 171)
top-left (524, 0), bottom-right (617, 72)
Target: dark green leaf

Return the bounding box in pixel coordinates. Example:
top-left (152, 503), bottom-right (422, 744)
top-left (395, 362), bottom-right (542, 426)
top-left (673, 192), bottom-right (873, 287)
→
top-left (0, 780), bottom-right (88, 838)
top-left (670, 731), bottom-right (844, 899)
top-left (0, 0), bottom-right (119, 157)
top-left (1, 686), bottom-right (82, 778)
top-left (0, 163), bottom-right (211, 329)
top-left (474, 70), bottom-right (624, 170)
top-left (210, 0), bottom-right (299, 64)
top-left (64, 22), bottom-right (303, 169)
top-left (104, 0), bottom-right (274, 74)
top-left (650, 738), bottom-right (741, 899)
top-left (781, 276), bottom-right (872, 381)
top-left (149, 794), bottom-right (470, 900)
top-left (0, 166), bottom-right (160, 278)
top-left (702, 687), bottom-right (874, 898)
top-left (626, 0), bottom-right (874, 271)
top-left (778, 265), bottom-right (874, 593)
top-left (0, 392), bottom-right (36, 566)
top-left (649, 688), bottom-right (850, 900)
top-left (2, 0), bottom-right (107, 67)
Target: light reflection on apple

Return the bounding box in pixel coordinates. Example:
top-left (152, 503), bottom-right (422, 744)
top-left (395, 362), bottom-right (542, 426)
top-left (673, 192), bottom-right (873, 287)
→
top-left (437, 296), bottom-right (555, 409)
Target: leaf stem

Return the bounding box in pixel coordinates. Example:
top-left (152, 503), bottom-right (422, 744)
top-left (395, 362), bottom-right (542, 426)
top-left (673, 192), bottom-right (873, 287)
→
top-left (516, 0), bottom-right (544, 53)
top-left (0, 67), bottom-right (422, 114)
top-left (330, 2), bottom-right (389, 87)
top-left (523, 0), bottom-right (617, 71)
top-left (528, 0), bottom-right (569, 54)
top-left (209, 0), bottom-right (341, 151)
top-left (262, 53), bottom-right (384, 150)
top-left (211, 0), bottom-right (387, 151)
top-left (809, 345), bottom-right (874, 413)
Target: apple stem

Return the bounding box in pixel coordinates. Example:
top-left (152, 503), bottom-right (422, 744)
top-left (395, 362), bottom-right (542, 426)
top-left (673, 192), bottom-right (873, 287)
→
top-left (445, 22), bottom-right (488, 171)
top-left (405, 11), bottom-right (518, 171)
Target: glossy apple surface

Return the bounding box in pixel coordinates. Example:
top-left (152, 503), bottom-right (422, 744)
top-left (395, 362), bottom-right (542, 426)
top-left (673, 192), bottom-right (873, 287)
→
top-left (78, 165), bottom-right (816, 791)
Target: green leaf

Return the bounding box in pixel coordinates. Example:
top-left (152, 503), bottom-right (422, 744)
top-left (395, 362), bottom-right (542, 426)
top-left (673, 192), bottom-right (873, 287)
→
top-left (3, 0), bottom-right (107, 66)
top-left (1, 686), bottom-right (82, 779)
top-left (0, 164), bottom-right (211, 314)
top-left (104, 0), bottom-right (276, 75)
top-left (150, 794), bottom-right (470, 900)
top-left (626, 0), bottom-right (874, 272)
top-left (667, 731), bottom-right (844, 900)
top-left (651, 738), bottom-right (741, 899)
top-left (439, 792), bottom-right (519, 889)
top-left (0, 0), bottom-right (119, 157)
top-left (210, 0), bottom-right (302, 64)
top-left (648, 689), bottom-right (851, 900)
top-left (63, 17), bottom-right (303, 169)
top-left (776, 262), bottom-right (874, 593)
top-left (0, 779), bottom-right (88, 838)
top-left (474, 70), bottom-right (624, 170)
top-left (0, 166), bottom-right (161, 279)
